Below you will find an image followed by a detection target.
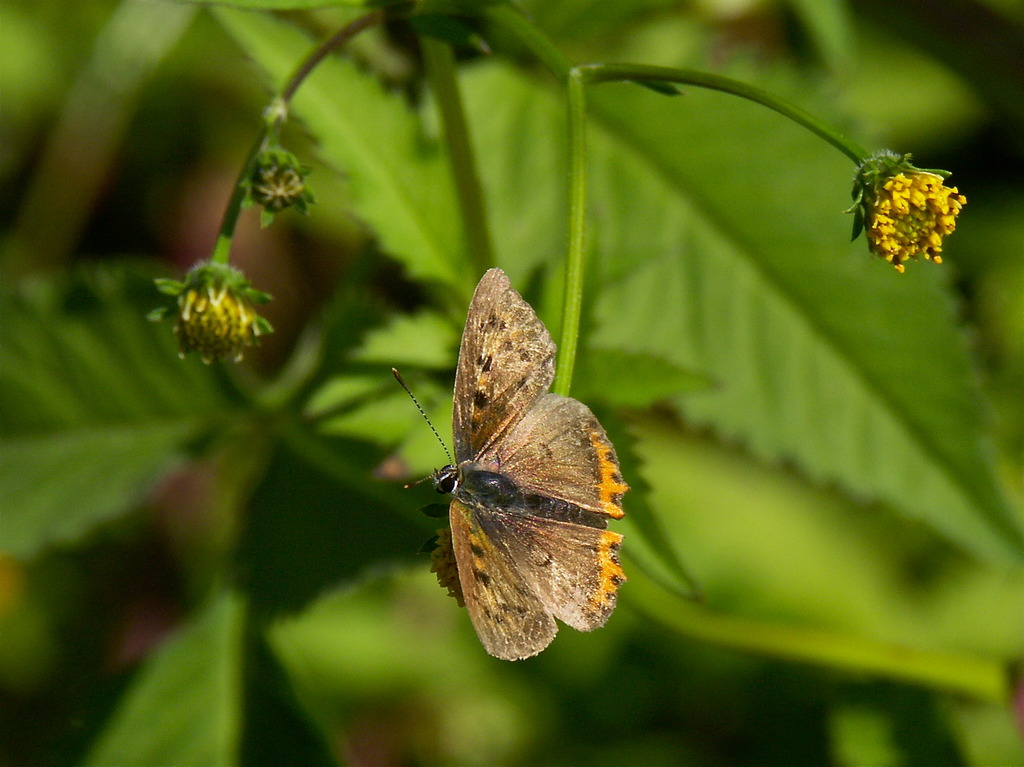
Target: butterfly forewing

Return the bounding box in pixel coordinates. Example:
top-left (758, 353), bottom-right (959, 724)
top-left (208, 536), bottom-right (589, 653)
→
top-left (481, 394), bottom-right (628, 520)
top-left (452, 269), bottom-right (555, 464)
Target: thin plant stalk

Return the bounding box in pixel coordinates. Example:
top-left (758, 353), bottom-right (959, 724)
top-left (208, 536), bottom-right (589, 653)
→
top-left (211, 10), bottom-right (385, 265)
top-left (421, 36), bottom-right (494, 281)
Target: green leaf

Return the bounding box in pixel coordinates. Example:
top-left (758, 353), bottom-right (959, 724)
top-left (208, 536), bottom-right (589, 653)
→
top-left (240, 624), bottom-right (338, 767)
top-left (786, 0), bottom-right (855, 71)
top-left (315, 387), bottom-right (428, 443)
top-left (304, 374), bottom-right (390, 421)
top-left (169, 0), bottom-right (388, 8)
top-left (81, 590), bottom-right (245, 767)
top-left (460, 64), bottom-right (568, 287)
top-left (575, 348), bottom-right (713, 408)
top-left (460, 63), bottom-right (1023, 563)
top-left (213, 9), bottom-right (466, 289)
top-left (0, 267), bottom-right (229, 559)
top-left (591, 78), bottom-right (1023, 563)
top-left (238, 433), bottom-right (427, 615)
top-left (349, 310), bottom-right (459, 369)
top-left (2, 423), bottom-right (200, 558)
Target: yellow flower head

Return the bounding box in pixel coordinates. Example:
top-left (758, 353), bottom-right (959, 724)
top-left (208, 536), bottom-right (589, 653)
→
top-left (150, 262), bottom-right (272, 364)
top-left (850, 152), bottom-right (966, 273)
top-left (429, 527), bottom-right (465, 607)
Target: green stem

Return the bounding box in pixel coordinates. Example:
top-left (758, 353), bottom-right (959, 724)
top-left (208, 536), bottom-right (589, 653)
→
top-left (575, 63), bottom-right (869, 163)
top-left (211, 10), bottom-right (385, 265)
top-left (280, 10), bottom-right (384, 105)
top-left (627, 559), bottom-right (1012, 702)
top-left (420, 35), bottom-right (493, 279)
top-left (553, 70), bottom-right (588, 397)
top-left (211, 129), bottom-right (268, 265)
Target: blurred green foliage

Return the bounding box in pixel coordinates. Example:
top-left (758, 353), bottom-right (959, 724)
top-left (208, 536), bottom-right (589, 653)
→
top-left (2, 1), bottom-right (1023, 766)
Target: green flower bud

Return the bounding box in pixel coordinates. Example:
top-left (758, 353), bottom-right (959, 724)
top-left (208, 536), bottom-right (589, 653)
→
top-left (244, 148), bottom-right (315, 227)
top-left (150, 261), bottom-right (272, 364)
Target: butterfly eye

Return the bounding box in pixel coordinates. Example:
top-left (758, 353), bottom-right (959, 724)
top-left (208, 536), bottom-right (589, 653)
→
top-left (433, 465), bottom-right (458, 494)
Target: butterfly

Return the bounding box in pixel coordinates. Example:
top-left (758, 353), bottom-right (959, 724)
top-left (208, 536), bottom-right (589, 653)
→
top-left (433, 268), bottom-right (628, 660)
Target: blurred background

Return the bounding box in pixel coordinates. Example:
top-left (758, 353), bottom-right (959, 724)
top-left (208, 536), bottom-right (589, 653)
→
top-left (2, 0), bottom-right (1023, 765)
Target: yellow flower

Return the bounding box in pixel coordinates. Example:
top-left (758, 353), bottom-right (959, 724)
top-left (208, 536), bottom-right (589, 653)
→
top-left (866, 172), bottom-right (965, 272)
top-left (429, 527), bottom-right (465, 607)
top-left (850, 152), bottom-right (966, 273)
top-left (150, 262), bottom-right (272, 364)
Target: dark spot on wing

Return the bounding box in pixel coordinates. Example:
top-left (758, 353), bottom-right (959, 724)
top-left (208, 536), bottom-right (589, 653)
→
top-left (473, 390), bottom-right (488, 410)
top-left (479, 354), bottom-right (493, 372)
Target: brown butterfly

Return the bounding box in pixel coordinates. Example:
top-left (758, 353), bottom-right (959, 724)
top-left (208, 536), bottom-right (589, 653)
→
top-left (433, 268), bottom-right (628, 660)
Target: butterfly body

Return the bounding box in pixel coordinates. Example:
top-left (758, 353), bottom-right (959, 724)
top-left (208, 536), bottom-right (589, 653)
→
top-left (437, 268), bottom-right (628, 661)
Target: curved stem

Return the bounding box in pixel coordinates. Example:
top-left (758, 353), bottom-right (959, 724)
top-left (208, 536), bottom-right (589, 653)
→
top-left (469, 13), bottom-right (870, 395)
top-left (280, 10), bottom-right (384, 105)
top-left (575, 63), bottom-right (869, 163)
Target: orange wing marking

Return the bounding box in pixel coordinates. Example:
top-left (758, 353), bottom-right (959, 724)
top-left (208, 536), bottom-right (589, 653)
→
top-left (589, 429), bottom-right (628, 519)
top-left (591, 530), bottom-right (626, 609)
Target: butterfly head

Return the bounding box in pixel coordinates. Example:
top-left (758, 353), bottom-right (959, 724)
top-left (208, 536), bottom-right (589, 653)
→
top-left (432, 464), bottom-right (459, 495)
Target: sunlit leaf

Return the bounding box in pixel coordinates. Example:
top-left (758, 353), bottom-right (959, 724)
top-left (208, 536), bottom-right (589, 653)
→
top-left (349, 310), bottom-right (458, 369)
top-left (459, 63), bottom-right (1023, 563)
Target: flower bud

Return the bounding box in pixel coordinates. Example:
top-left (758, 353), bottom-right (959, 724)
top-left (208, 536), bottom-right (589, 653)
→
top-left (244, 148), bottom-right (315, 227)
top-left (150, 262), bottom-right (272, 364)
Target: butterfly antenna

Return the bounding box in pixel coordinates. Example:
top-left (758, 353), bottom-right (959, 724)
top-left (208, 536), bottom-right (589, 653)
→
top-left (392, 368), bottom-right (454, 466)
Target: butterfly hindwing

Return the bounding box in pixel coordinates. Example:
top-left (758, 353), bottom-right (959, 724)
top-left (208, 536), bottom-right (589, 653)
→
top-left (475, 507), bottom-right (626, 632)
top-left (449, 499), bottom-right (557, 661)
